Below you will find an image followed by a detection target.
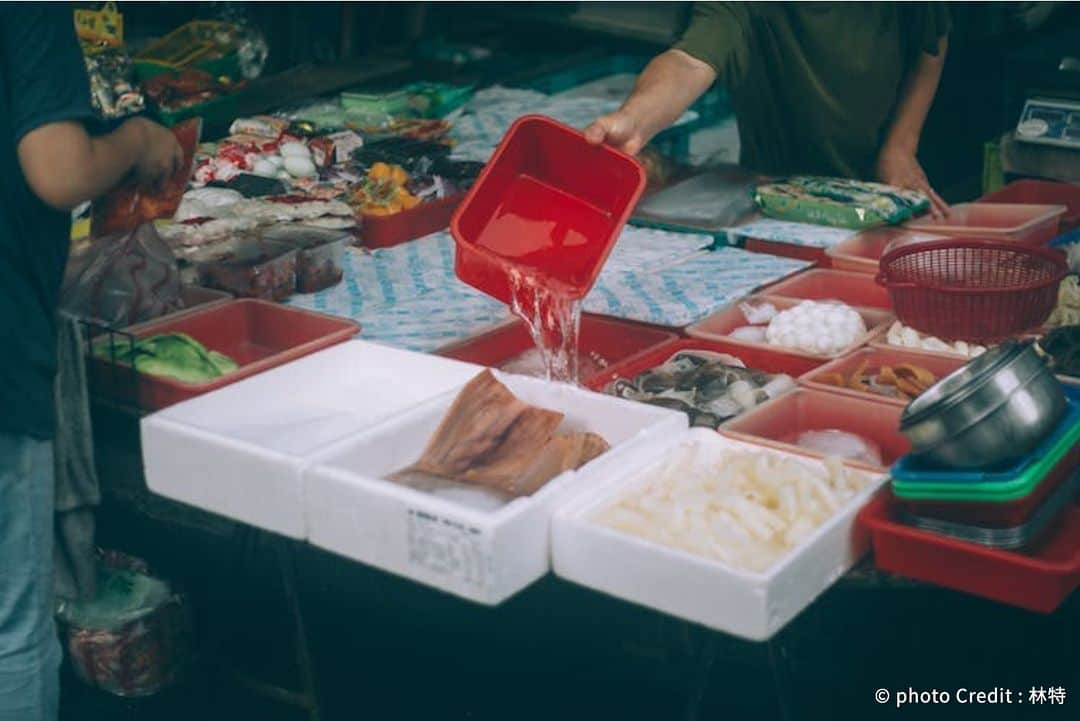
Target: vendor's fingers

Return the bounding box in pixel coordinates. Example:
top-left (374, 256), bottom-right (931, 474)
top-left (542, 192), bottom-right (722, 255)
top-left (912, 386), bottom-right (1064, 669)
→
top-left (584, 120), bottom-right (608, 145)
top-left (929, 188), bottom-right (950, 218)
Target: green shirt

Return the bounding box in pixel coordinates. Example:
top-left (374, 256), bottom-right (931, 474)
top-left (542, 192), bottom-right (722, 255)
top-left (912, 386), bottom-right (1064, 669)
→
top-left (674, 2), bottom-right (950, 179)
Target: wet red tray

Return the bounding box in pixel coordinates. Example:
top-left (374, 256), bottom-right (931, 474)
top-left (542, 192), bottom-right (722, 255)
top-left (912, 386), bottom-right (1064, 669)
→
top-left (90, 299), bottom-right (359, 411)
top-left (859, 492), bottom-right (1080, 613)
top-left (586, 337), bottom-right (825, 392)
top-left (719, 387), bottom-right (909, 472)
top-left (687, 296), bottom-right (893, 361)
top-left (800, 346), bottom-right (967, 407)
top-left (981, 180), bottom-right (1080, 233)
top-left (761, 268), bottom-right (892, 310)
top-left (436, 314), bottom-right (678, 386)
top-left (452, 115), bottom-right (646, 305)
top-left (362, 193), bottom-right (465, 249)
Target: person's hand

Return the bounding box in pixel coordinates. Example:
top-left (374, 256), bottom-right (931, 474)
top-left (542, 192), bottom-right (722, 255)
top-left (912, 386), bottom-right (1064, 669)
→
top-left (876, 144), bottom-right (948, 218)
top-left (127, 117), bottom-right (184, 190)
top-left (584, 110), bottom-right (647, 155)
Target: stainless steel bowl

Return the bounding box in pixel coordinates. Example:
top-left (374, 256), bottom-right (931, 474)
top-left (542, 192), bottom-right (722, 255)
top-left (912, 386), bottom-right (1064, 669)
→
top-left (900, 340), bottom-right (1066, 469)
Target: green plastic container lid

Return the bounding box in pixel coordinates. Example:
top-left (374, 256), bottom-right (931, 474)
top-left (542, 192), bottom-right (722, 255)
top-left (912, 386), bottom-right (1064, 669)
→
top-left (891, 413), bottom-right (1080, 502)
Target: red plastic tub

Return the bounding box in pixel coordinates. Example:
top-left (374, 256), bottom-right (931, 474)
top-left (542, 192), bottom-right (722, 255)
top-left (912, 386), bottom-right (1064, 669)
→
top-left (435, 314), bottom-right (678, 386)
top-left (762, 268), bottom-right (893, 310)
top-left (877, 239), bottom-right (1067, 343)
top-left (451, 115), bottom-right (646, 306)
top-left (981, 180), bottom-right (1080, 233)
top-left (90, 299), bottom-right (359, 411)
top-left (903, 203), bottom-right (1066, 245)
top-left (686, 296), bottom-right (894, 361)
top-left (586, 337), bottom-right (826, 392)
top-left (363, 193), bottom-right (465, 249)
top-left (893, 441), bottom-right (1080, 528)
top-left (859, 492), bottom-right (1080, 613)
top-left (826, 228), bottom-right (948, 275)
top-left (800, 347), bottom-right (967, 407)
top-left (719, 388), bottom-right (910, 472)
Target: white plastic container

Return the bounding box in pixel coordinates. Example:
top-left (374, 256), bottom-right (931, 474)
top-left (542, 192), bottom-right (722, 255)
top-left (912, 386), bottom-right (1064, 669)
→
top-left (140, 340), bottom-right (485, 539)
top-left (303, 371), bottom-right (687, 605)
top-left (550, 430), bottom-right (886, 641)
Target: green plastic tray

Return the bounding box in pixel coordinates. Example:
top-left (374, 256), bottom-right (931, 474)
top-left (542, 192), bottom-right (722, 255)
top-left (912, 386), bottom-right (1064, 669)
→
top-left (155, 90), bottom-right (241, 129)
top-left (891, 415), bottom-right (1080, 502)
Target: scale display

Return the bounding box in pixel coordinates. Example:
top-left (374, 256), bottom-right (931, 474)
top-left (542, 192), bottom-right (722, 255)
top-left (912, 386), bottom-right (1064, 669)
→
top-left (1016, 97), bottom-right (1080, 150)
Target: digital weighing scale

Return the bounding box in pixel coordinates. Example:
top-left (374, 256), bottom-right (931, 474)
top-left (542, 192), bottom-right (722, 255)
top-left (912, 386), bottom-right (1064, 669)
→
top-left (1015, 97), bottom-right (1080, 150)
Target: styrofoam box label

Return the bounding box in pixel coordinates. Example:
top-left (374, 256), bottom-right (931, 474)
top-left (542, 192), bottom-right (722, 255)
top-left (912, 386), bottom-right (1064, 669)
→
top-left (407, 507), bottom-right (495, 596)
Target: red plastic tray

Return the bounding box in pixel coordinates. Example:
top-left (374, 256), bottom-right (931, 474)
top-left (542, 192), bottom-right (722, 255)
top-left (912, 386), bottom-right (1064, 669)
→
top-left (800, 347), bottom-right (967, 407)
top-left (686, 296), bottom-right (894, 361)
top-left (435, 314), bottom-right (678, 386)
top-left (860, 492), bottom-right (1080, 613)
top-left (903, 203), bottom-right (1066, 245)
top-left (362, 193), bottom-right (465, 249)
top-left (761, 268), bottom-right (893, 310)
top-left (894, 442), bottom-right (1080, 528)
top-left (586, 337), bottom-right (825, 392)
top-left (719, 388), bottom-right (910, 472)
top-left (981, 180), bottom-right (1080, 233)
top-left (90, 299), bottom-right (359, 411)
top-left (826, 228), bottom-right (948, 275)
top-left (742, 237), bottom-right (828, 264)
top-left (452, 115), bottom-right (646, 305)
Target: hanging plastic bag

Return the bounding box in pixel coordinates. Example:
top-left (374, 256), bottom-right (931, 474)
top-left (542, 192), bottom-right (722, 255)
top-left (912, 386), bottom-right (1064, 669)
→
top-left (62, 223), bottom-right (183, 328)
top-left (91, 118), bottom-right (201, 237)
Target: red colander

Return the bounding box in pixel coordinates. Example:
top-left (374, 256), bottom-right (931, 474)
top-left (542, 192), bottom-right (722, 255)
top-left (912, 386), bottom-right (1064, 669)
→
top-left (877, 238), bottom-right (1067, 342)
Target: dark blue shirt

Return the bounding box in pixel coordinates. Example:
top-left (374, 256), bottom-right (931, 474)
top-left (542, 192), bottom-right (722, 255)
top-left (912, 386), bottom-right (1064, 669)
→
top-left (1, 4), bottom-right (95, 439)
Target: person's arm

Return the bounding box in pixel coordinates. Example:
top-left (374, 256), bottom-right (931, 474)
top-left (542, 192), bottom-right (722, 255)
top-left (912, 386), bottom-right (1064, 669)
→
top-left (876, 35), bottom-right (949, 216)
top-left (5, 5), bottom-right (181, 212)
top-left (584, 50), bottom-right (716, 155)
top-left (18, 118), bottom-right (182, 212)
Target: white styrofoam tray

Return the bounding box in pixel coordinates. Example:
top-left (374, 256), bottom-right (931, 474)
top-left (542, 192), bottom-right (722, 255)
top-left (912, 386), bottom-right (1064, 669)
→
top-left (140, 340), bottom-right (485, 539)
top-left (303, 371), bottom-right (688, 605)
top-left (551, 429), bottom-right (887, 641)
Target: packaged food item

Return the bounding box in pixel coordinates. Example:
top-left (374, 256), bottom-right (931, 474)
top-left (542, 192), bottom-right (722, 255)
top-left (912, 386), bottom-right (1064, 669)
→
top-left (260, 225), bottom-right (348, 293)
top-left (229, 115), bottom-right (289, 139)
top-left (1046, 276), bottom-right (1080, 328)
top-left (92, 119), bottom-right (201, 236)
top-left (755, 177), bottom-right (930, 230)
top-left (58, 551), bottom-right (190, 698)
top-left (197, 238), bottom-right (297, 301)
top-left (309, 130), bottom-right (364, 168)
top-left (83, 47), bottom-right (146, 119)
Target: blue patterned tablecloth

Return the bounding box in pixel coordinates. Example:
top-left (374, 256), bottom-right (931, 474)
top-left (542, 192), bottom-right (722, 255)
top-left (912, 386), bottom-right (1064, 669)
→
top-left (726, 218), bottom-right (859, 249)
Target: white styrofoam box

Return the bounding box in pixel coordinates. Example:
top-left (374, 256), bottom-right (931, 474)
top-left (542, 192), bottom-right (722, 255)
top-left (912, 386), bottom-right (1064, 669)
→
top-left (303, 371), bottom-right (688, 605)
top-left (551, 429), bottom-right (887, 641)
top-left (140, 340), bottom-right (485, 539)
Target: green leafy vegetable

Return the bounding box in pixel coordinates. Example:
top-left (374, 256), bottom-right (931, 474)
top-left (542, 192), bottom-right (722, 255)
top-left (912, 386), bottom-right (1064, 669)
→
top-left (95, 332), bottom-right (238, 384)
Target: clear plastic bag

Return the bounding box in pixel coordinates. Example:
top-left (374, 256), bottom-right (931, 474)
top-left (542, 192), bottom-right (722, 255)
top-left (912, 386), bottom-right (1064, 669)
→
top-left (635, 167), bottom-right (758, 231)
top-left (62, 223), bottom-right (183, 327)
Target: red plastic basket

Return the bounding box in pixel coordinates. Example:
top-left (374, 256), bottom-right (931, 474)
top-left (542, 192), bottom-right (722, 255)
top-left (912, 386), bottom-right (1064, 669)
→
top-left (877, 239), bottom-right (1067, 342)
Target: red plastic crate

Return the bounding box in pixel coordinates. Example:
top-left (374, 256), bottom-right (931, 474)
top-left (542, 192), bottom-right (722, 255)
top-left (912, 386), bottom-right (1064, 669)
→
top-left (904, 203), bottom-right (1066, 245)
top-left (719, 388), bottom-right (910, 472)
top-left (761, 268), bottom-right (893, 310)
top-left (434, 314), bottom-right (678, 386)
top-left (452, 115), bottom-right (646, 305)
top-left (859, 492), bottom-right (1080, 613)
top-left (362, 193), bottom-right (465, 249)
top-left (893, 441), bottom-right (1080, 528)
top-left (586, 337), bottom-right (825, 392)
top-left (90, 299), bottom-right (359, 411)
top-left (686, 296), bottom-right (894, 361)
top-left (981, 180), bottom-right (1080, 233)
top-left (800, 347), bottom-right (967, 407)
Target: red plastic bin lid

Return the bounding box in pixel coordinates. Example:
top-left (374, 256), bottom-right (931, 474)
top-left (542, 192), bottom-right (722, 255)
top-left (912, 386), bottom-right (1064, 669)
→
top-left (451, 115), bottom-right (646, 305)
